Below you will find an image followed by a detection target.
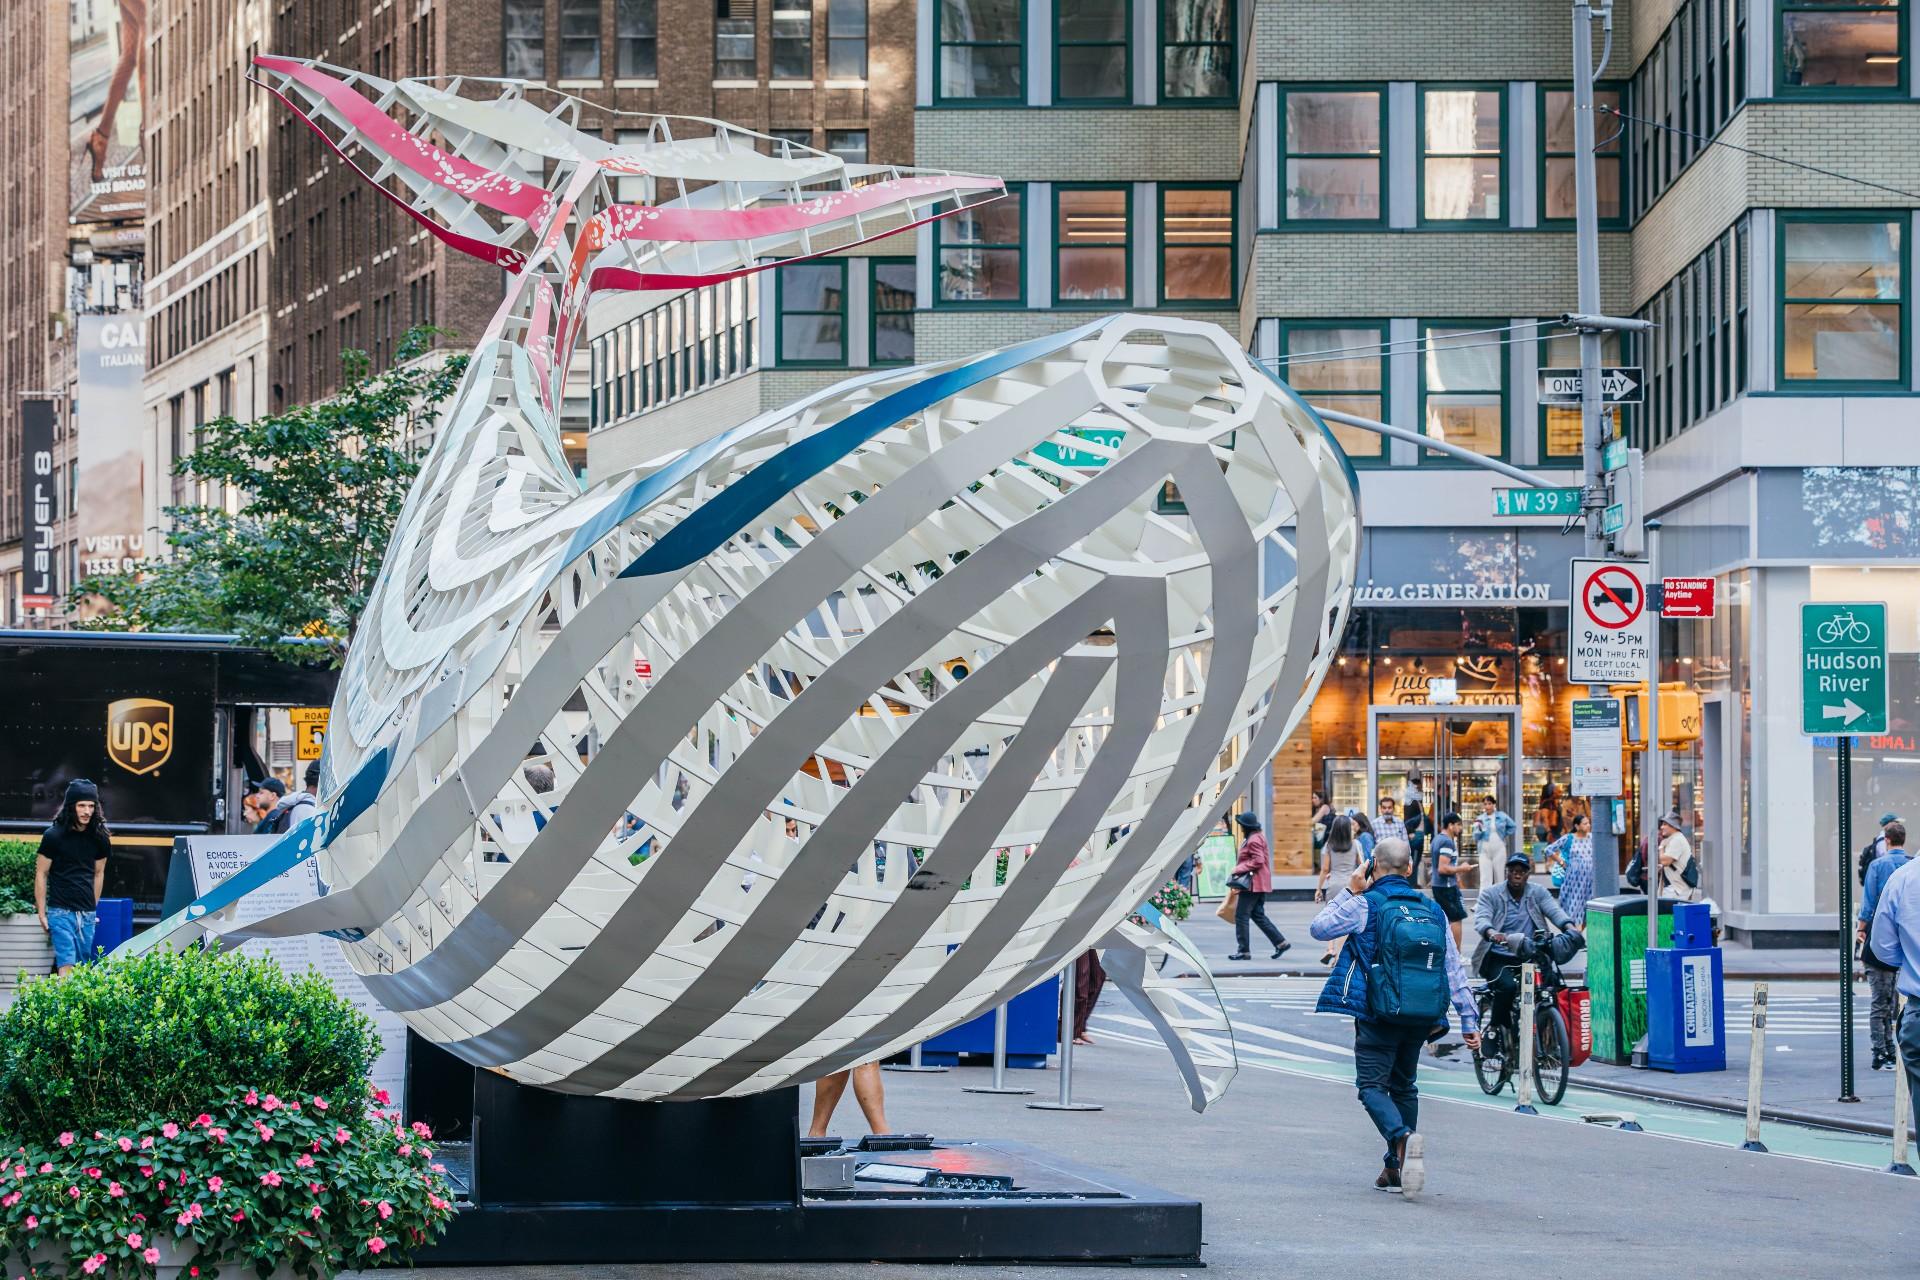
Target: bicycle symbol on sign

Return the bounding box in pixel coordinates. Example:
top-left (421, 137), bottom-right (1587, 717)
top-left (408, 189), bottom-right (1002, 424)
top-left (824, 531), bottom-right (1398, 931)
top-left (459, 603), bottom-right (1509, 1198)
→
top-left (1816, 610), bottom-right (1873, 645)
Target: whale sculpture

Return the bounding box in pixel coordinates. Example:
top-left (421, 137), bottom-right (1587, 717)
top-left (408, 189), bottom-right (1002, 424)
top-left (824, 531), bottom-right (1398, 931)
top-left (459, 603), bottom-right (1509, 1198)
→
top-left (133, 57), bottom-right (1361, 1109)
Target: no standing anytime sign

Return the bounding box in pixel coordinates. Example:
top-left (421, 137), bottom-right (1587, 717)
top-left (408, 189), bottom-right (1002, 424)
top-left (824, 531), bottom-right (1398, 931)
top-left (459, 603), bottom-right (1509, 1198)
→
top-left (1569, 557), bottom-right (1652, 684)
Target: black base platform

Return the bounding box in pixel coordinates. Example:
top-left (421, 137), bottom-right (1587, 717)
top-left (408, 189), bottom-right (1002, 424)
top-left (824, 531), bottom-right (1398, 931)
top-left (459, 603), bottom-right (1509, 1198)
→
top-left (406, 1035), bottom-right (1199, 1266)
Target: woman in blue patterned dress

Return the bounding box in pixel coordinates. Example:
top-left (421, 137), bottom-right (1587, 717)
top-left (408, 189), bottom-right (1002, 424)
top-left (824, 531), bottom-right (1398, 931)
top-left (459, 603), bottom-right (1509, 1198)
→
top-left (1545, 811), bottom-right (1596, 932)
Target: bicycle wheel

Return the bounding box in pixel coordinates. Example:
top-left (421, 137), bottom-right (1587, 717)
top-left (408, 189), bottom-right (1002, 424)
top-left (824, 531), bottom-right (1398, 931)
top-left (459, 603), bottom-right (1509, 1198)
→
top-left (1849, 621), bottom-right (1872, 643)
top-left (1472, 998), bottom-right (1508, 1095)
top-left (1532, 1006), bottom-right (1571, 1106)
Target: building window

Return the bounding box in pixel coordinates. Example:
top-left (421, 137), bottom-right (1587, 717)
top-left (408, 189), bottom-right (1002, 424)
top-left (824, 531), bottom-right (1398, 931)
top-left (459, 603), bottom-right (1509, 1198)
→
top-left (1537, 330), bottom-right (1625, 461)
top-left (717, 0), bottom-right (757, 79)
top-left (1054, 185), bottom-right (1130, 306)
top-left (1279, 322), bottom-right (1387, 465)
top-left (1159, 185), bottom-right (1233, 304)
top-left (560, 0), bottom-right (602, 77)
top-left (504, 0), bottom-right (545, 79)
top-left (1280, 87), bottom-right (1384, 224)
top-left (617, 0), bottom-right (658, 76)
top-left (871, 258), bottom-right (916, 364)
top-left (827, 129), bottom-right (868, 162)
top-left (1420, 323), bottom-right (1507, 460)
top-left (1629, 0), bottom-right (1749, 221)
top-left (1419, 87), bottom-right (1503, 223)
top-left (770, 128), bottom-right (815, 153)
top-left (938, 0), bottom-right (1024, 102)
top-left (1056, 0), bottom-right (1129, 104)
top-left (1162, 0), bottom-right (1232, 102)
top-left (592, 277), bottom-right (760, 425)
top-left (827, 0), bottom-right (867, 77)
top-left (777, 261), bottom-right (847, 365)
top-left (773, 5), bottom-right (812, 79)
top-left (1778, 214), bottom-right (1906, 387)
top-left (1778, 0), bottom-right (1904, 93)
top-left (1540, 86), bottom-right (1623, 225)
top-left (937, 185), bottom-right (1024, 305)
top-left (1634, 218), bottom-right (1748, 448)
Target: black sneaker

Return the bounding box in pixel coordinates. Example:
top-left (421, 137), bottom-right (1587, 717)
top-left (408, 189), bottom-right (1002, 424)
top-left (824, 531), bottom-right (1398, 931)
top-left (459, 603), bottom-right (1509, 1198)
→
top-left (1226, 952), bottom-right (1251, 961)
top-left (1271, 941), bottom-right (1292, 960)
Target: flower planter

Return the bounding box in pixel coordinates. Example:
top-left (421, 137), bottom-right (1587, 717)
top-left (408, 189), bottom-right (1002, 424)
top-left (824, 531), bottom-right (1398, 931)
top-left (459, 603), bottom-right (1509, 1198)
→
top-left (32, 1239), bottom-right (302, 1280)
top-left (0, 913), bottom-right (53, 995)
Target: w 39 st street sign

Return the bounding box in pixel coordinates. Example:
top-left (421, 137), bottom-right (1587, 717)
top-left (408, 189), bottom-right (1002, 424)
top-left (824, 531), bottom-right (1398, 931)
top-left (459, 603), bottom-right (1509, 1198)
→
top-left (1800, 602), bottom-right (1888, 735)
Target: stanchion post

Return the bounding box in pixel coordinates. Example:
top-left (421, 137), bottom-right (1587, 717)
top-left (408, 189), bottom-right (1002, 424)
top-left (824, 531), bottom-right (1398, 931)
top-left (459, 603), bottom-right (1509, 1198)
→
top-left (963, 1001), bottom-right (1035, 1096)
top-left (883, 1040), bottom-right (949, 1074)
top-left (1891, 996), bottom-right (1915, 1176)
top-left (1742, 982), bottom-right (1769, 1153)
top-left (1515, 962), bottom-right (1539, 1115)
top-left (1028, 967), bottom-right (1101, 1112)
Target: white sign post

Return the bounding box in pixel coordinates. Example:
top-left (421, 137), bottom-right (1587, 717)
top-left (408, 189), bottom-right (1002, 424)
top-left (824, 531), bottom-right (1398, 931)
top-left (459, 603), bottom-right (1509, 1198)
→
top-left (1568, 557), bottom-right (1652, 685)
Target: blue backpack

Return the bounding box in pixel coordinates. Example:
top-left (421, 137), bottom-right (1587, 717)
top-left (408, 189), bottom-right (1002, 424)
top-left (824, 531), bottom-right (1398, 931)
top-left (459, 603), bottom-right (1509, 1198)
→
top-left (1364, 886), bottom-right (1451, 1027)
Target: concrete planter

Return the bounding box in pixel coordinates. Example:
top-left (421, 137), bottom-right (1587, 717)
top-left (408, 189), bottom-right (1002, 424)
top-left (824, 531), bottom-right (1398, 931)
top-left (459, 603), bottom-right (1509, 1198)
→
top-left (0, 913), bottom-right (53, 994)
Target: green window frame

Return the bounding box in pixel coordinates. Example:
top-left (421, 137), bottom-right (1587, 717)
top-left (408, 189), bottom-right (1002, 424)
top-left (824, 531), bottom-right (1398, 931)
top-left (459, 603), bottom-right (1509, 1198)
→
top-left (1417, 320), bottom-right (1509, 463)
top-left (1777, 0), bottom-right (1906, 97)
top-left (1055, 0), bottom-right (1131, 105)
top-left (1159, 0), bottom-right (1235, 104)
top-left (1537, 83), bottom-right (1625, 228)
top-left (1158, 183), bottom-right (1235, 307)
top-left (1776, 210), bottom-right (1908, 391)
top-left (1536, 329), bottom-right (1626, 463)
top-left (774, 260), bottom-right (849, 367)
top-left (1053, 184), bottom-right (1132, 308)
top-left (870, 257), bottom-right (916, 366)
top-left (935, 183), bottom-right (1025, 308)
top-left (935, 0), bottom-right (1026, 104)
top-left (1277, 85), bottom-right (1387, 228)
top-left (1277, 320), bottom-right (1390, 468)
top-left (1417, 85), bottom-right (1505, 226)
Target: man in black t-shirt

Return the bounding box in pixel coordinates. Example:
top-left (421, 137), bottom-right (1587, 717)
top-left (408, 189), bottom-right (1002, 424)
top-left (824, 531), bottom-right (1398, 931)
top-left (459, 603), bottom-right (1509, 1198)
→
top-left (35, 778), bottom-right (113, 975)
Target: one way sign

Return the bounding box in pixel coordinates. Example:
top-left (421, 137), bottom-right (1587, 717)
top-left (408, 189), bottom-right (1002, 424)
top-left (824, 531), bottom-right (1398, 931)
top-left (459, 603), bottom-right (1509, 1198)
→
top-left (1538, 367), bottom-right (1645, 405)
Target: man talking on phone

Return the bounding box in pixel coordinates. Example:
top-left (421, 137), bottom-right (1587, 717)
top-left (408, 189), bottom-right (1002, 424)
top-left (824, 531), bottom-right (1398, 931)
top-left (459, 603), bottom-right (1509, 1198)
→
top-left (1310, 839), bottom-right (1479, 1199)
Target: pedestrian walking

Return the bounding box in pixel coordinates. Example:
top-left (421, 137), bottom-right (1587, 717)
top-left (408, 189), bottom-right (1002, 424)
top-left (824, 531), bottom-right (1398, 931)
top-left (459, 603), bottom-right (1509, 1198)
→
top-left (1544, 812), bottom-right (1596, 932)
top-left (1073, 949), bottom-right (1108, 1044)
top-left (1858, 820), bottom-right (1909, 1072)
top-left (1374, 796), bottom-right (1407, 845)
top-left (1860, 812), bottom-right (1901, 886)
top-left (1310, 790), bottom-right (1334, 877)
top-left (247, 776), bottom-right (287, 834)
top-left (33, 779), bottom-right (113, 976)
top-left (1868, 856), bottom-right (1920, 1110)
top-left (1534, 782), bottom-right (1565, 845)
top-left (1227, 812), bottom-right (1289, 961)
top-left (1474, 795), bottom-right (1518, 895)
top-left (1656, 811), bottom-right (1700, 902)
top-left (1404, 796), bottom-right (1427, 887)
top-left (1429, 812), bottom-right (1467, 947)
top-left (259, 761), bottom-right (321, 835)
top-left (808, 1063), bottom-right (891, 1138)
top-left (1315, 813), bottom-right (1365, 964)
top-left (1310, 839), bottom-right (1479, 1198)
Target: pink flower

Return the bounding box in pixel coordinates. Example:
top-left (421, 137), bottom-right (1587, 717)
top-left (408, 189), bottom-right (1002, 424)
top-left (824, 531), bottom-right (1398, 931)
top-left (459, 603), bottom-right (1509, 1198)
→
top-left (376, 1200), bottom-right (393, 1220)
top-left (68, 1186), bottom-right (81, 1198)
top-left (161, 1123), bottom-right (180, 1139)
top-left (410, 1121), bottom-right (433, 1139)
top-left (207, 1176), bottom-right (224, 1192)
top-left (57, 1133), bottom-right (74, 1147)
top-left (86, 1167), bottom-right (102, 1178)
top-left (81, 1253), bottom-right (105, 1275)
top-left (309, 1205), bottom-right (324, 1219)
top-left (117, 1137), bottom-right (133, 1152)
top-left (261, 1095), bottom-right (281, 1113)
top-left (25, 1213), bottom-right (37, 1228)
top-left (1, 1191), bottom-right (18, 1208)
top-left (366, 1237), bottom-right (387, 1255)
top-left (255, 1123), bottom-right (275, 1142)
top-left (108, 1181), bottom-right (124, 1197)
top-left (231, 1210), bottom-right (246, 1222)
top-left (140, 1136), bottom-right (153, 1150)
top-left (295, 1154), bottom-right (315, 1169)
top-left (335, 1128), bottom-right (351, 1144)
top-left (191, 1114), bottom-right (211, 1128)
top-left (140, 1164), bottom-right (154, 1177)
top-left (398, 1144), bottom-right (413, 1157)
top-left (208, 1127), bottom-right (229, 1144)
top-left (143, 1248), bottom-right (160, 1264)
top-left (37, 1163), bottom-right (51, 1173)
top-left (244, 1090), bottom-right (259, 1106)
top-left (308, 1181), bottom-right (324, 1194)
top-left (431, 1163), bottom-right (447, 1173)
top-left (372, 1088), bottom-right (391, 1106)
top-left (313, 1097), bottom-right (329, 1112)
top-left (260, 1171), bottom-right (283, 1188)
top-left (126, 1232), bottom-right (142, 1248)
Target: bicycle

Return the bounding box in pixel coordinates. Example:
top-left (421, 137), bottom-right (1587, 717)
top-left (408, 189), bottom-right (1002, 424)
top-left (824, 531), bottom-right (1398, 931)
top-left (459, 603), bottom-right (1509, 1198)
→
top-left (1470, 931), bottom-right (1583, 1106)
top-left (1817, 610), bottom-right (1872, 645)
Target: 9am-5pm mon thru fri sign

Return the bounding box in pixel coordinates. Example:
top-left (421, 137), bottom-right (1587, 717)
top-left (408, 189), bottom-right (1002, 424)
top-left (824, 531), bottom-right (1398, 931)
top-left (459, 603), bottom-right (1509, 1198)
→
top-left (1800, 602), bottom-right (1888, 735)
top-left (1569, 557), bottom-right (1651, 684)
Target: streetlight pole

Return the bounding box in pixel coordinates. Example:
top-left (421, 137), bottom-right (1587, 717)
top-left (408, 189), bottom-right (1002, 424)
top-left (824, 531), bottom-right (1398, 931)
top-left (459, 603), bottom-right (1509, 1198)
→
top-left (1572, 0), bottom-right (1622, 896)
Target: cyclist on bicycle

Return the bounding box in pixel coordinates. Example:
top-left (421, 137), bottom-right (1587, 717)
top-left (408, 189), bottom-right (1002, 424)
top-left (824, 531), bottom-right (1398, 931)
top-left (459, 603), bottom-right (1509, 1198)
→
top-left (1470, 852), bottom-right (1575, 1054)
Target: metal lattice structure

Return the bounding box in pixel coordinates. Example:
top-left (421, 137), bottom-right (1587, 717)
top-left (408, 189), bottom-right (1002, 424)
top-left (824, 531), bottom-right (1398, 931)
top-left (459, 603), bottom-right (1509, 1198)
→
top-left (136, 58), bottom-right (1361, 1107)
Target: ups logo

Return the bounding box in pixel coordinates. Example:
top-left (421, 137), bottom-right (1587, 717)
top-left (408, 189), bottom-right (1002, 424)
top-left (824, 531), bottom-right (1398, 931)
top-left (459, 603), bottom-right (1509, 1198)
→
top-left (107, 698), bottom-right (174, 776)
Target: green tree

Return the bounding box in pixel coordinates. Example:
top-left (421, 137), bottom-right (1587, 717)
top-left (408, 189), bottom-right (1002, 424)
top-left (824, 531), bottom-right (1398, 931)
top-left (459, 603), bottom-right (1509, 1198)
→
top-left (73, 326), bottom-right (468, 664)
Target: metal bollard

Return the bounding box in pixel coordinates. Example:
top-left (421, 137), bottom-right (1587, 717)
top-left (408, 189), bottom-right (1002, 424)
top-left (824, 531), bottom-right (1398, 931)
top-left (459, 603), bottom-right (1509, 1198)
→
top-left (1891, 997), bottom-right (1915, 1177)
top-left (1514, 962), bottom-right (1538, 1115)
top-left (1742, 982), bottom-right (1769, 1153)
top-left (1028, 968), bottom-right (1101, 1112)
top-left (963, 1002), bottom-right (1035, 1096)
top-left (883, 1040), bottom-right (949, 1074)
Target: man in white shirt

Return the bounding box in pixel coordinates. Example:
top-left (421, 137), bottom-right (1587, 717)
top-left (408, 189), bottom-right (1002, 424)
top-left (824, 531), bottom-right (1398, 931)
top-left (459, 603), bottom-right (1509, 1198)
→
top-left (1657, 811), bottom-right (1698, 902)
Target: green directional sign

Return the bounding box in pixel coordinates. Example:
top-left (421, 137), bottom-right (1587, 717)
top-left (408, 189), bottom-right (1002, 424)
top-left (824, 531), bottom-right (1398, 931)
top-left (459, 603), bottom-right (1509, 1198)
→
top-left (1031, 426), bottom-right (1124, 469)
top-left (1601, 503), bottom-right (1626, 534)
top-left (1602, 438), bottom-right (1630, 472)
top-left (1493, 487), bottom-right (1582, 517)
top-left (1800, 602), bottom-right (1889, 735)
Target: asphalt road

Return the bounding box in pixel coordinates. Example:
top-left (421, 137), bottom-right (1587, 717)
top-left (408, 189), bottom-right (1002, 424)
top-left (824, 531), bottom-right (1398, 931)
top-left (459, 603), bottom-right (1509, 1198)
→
top-left (375, 980), bottom-right (1919, 1280)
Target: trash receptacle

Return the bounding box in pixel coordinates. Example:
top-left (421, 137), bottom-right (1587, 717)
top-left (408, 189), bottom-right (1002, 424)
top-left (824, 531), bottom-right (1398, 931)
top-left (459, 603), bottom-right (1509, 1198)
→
top-left (1644, 901), bottom-right (1726, 1073)
top-left (93, 897), bottom-right (135, 958)
top-left (1584, 893), bottom-right (1717, 1065)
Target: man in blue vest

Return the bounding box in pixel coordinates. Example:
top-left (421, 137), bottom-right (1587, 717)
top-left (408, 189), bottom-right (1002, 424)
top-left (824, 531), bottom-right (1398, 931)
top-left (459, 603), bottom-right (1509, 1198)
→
top-left (1311, 838), bottom-right (1479, 1199)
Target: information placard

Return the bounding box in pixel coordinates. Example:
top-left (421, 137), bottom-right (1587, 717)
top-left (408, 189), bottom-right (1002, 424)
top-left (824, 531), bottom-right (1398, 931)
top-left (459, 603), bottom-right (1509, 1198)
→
top-left (1571, 697), bottom-right (1623, 797)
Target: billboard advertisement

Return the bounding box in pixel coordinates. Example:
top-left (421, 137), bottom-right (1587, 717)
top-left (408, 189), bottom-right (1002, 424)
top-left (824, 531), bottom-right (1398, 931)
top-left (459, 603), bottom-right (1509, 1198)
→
top-left (21, 400), bottom-right (57, 610)
top-left (76, 314), bottom-right (148, 585)
top-left (69, 0), bottom-right (145, 223)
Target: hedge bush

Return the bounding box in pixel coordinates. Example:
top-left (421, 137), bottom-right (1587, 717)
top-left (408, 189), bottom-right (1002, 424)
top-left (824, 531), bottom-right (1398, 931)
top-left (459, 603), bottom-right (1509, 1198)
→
top-left (0, 838), bottom-right (37, 916)
top-left (0, 945), bottom-right (381, 1142)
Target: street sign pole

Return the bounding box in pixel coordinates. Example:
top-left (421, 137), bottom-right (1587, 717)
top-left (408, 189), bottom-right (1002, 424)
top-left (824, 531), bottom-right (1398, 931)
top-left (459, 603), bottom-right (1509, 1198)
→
top-left (1642, 521), bottom-right (1662, 1065)
top-left (1839, 734), bottom-right (1859, 1104)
